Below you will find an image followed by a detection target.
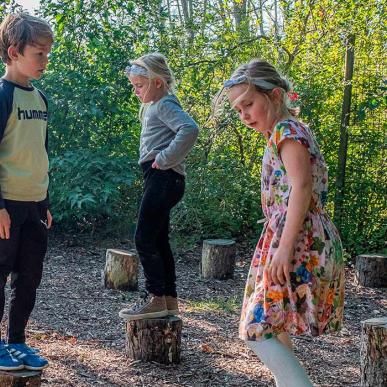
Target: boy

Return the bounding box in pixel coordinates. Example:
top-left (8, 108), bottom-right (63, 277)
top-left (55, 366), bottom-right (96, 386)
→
top-left (0, 13), bottom-right (53, 370)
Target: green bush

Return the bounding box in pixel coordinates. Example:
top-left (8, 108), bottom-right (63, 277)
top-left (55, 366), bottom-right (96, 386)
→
top-left (49, 148), bottom-right (141, 232)
top-left (172, 158), bottom-right (263, 241)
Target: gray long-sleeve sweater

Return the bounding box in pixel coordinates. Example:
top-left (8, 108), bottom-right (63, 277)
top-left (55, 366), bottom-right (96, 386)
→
top-left (138, 94), bottom-right (198, 176)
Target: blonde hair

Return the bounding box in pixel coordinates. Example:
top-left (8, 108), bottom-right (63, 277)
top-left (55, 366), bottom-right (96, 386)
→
top-left (0, 13), bottom-right (53, 63)
top-left (129, 53), bottom-right (176, 121)
top-left (213, 59), bottom-right (298, 119)
top-left (131, 53), bottom-right (176, 93)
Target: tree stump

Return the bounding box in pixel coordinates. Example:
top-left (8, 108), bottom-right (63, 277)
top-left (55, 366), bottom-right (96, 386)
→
top-left (201, 239), bottom-right (236, 279)
top-left (103, 249), bottom-right (138, 291)
top-left (355, 254), bottom-right (387, 288)
top-left (0, 370), bottom-right (41, 386)
top-left (125, 316), bottom-right (182, 364)
top-left (360, 317), bottom-right (387, 387)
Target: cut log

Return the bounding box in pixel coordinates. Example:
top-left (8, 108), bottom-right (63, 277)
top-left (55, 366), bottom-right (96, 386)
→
top-left (355, 254), bottom-right (387, 288)
top-left (201, 239), bottom-right (236, 279)
top-left (103, 249), bottom-right (138, 291)
top-left (0, 370), bottom-right (41, 386)
top-left (360, 317), bottom-right (387, 387)
top-left (125, 316), bottom-right (182, 364)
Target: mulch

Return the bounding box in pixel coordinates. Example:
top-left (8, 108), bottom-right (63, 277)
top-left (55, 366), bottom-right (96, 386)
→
top-left (2, 234), bottom-right (386, 386)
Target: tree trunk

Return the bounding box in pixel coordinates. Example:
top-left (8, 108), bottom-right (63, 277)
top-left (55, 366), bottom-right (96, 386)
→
top-left (334, 35), bottom-right (355, 228)
top-left (0, 370), bottom-right (41, 386)
top-left (233, 0), bottom-right (248, 32)
top-left (360, 317), bottom-right (387, 387)
top-left (201, 239), bottom-right (236, 279)
top-left (273, 0), bottom-right (279, 39)
top-left (180, 0), bottom-right (194, 39)
top-left (103, 249), bottom-right (138, 291)
top-left (259, 0), bottom-right (265, 35)
top-left (125, 316), bottom-right (182, 364)
top-left (355, 254), bottom-right (387, 288)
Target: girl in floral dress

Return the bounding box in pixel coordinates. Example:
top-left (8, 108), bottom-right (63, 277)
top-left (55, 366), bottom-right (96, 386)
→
top-left (214, 59), bottom-right (345, 386)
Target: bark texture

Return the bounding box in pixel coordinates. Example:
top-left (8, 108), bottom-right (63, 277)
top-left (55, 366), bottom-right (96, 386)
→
top-left (125, 316), bottom-right (182, 364)
top-left (355, 254), bottom-right (387, 288)
top-left (201, 239), bottom-right (236, 279)
top-left (0, 370), bottom-right (41, 386)
top-left (360, 317), bottom-right (387, 387)
top-left (103, 249), bottom-right (138, 291)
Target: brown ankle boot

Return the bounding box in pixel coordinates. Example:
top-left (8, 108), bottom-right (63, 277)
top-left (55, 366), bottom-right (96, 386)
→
top-left (165, 296), bottom-right (179, 316)
top-left (119, 292), bottom-right (168, 321)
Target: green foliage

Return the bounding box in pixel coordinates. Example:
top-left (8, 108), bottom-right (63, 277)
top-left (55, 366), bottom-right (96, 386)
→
top-left (173, 158), bottom-right (263, 240)
top-left (0, 1), bottom-right (384, 255)
top-left (49, 148), bottom-right (140, 232)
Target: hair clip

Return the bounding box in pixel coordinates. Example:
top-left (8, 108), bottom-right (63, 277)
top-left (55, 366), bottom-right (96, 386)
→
top-left (223, 75), bottom-right (249, 89)
top-left (223, 75), bottom-right (278, 90)
top-left (125, 64), bottom-right (149, 77)
top-left (287, 91), bottom-right (299, 102)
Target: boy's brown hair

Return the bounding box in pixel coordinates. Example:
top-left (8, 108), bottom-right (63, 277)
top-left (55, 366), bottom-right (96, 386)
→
top-left (0, 13), bottom-right (53, 64)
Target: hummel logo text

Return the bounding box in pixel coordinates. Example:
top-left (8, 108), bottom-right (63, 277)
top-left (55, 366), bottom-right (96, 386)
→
top-left (17, 107), bottom-right (48, 121)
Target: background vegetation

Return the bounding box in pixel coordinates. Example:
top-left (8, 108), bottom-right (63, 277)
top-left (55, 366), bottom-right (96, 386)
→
top-left (1, 0), bottom-right (385, 256)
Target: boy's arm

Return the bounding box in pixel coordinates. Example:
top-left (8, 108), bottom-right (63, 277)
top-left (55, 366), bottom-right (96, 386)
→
top-left (155, 99), bottom-right (199, 169)
top-left (44, 127), bottom-right (50, 207)
top-left (38, 90), bottom-right (50, 207)
top-left (0, 84), bottom-right (13, 238)
top-left (0, 85), bottom-right (13, 209)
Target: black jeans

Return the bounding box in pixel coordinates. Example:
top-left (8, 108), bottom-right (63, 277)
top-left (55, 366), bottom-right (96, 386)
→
top-left (135, 161), bottom-right (185, 298)
top-left (0, 199), bottom-right (48, 343)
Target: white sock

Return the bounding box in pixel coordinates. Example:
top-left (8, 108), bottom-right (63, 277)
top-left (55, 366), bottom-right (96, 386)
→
top-left (246, 338), bottom-right (314, 387)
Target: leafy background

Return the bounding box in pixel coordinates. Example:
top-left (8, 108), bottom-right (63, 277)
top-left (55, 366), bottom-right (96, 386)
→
top-left (1, 0), bottom-right (385, 256)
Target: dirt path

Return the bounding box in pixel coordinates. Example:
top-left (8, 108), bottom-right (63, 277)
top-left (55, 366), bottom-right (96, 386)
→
top-left (4, 235), bottom-right (385, 386)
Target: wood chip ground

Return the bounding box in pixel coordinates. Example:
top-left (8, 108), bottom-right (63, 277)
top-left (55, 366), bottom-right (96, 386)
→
top-left (2, 235), bottom-right (385, 386)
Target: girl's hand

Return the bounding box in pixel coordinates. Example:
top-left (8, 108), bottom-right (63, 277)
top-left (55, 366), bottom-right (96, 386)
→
top-left (47, 209), bottom-right (53, 229)
top-left (0, 208), bottom-right (11, 239)
top-left (152, 161), bottom-right (160, 169)
top-left (266, 247), bottom-right (292, 286)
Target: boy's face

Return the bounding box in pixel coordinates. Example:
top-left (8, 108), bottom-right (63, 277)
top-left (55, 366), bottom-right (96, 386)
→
top-left (8, 39), bottom-right (52, 84)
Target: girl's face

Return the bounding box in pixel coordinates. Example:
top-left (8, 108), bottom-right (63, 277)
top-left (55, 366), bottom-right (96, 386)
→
top-left (228, 83), bottom-right (278, 138)
top-left (129, 75), bottom-right (165, 103)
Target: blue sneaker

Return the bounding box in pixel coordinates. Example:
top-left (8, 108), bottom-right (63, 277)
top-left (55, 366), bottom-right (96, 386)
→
top-left (0, 341), bottom-right (23, 370)
top-left (7, 343), bottom-right (48, 370)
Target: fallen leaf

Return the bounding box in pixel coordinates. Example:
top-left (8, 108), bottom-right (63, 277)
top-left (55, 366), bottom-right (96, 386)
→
top-left (201, 343), bottom-right (214, 353)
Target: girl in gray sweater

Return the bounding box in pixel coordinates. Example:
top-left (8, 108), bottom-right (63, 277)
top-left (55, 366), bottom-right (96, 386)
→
top-left (119, 53), bottom-right (198, 321)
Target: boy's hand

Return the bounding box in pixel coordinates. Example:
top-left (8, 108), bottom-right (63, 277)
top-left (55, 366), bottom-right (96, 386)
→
top-left (0, 208), bottom-right (11, 239)
top-left (47, 209), bottom-right (52, 229)
top-left (152, 161), bottom-right (160, 169)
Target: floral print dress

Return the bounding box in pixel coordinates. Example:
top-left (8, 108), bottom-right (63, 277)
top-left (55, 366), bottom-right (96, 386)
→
top-left (239, 119), bottom-right (345, 342)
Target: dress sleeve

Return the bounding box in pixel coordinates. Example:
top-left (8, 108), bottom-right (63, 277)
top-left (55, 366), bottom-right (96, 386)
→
top-left (269, 120), bottom-right (313, 160)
